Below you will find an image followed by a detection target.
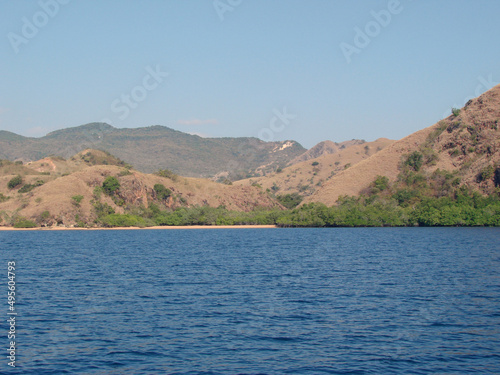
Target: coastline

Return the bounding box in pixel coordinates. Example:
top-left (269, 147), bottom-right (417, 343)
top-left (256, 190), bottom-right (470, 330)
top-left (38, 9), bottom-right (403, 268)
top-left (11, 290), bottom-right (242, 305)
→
top-left (0, 225), bottom-right (278, 231)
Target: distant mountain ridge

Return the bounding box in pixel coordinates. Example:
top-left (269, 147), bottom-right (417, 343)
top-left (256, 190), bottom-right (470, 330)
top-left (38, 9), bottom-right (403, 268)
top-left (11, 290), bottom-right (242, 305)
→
top-left (0, 123), bottom-right (306, 178)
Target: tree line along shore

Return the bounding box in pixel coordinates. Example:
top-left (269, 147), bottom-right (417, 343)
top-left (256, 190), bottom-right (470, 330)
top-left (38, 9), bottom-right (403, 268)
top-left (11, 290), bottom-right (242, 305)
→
top-left (4, 170), bottom-right (499, 228)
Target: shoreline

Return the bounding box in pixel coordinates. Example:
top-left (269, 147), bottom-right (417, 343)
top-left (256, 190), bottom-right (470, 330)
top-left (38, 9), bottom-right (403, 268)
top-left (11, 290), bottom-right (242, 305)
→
top-left (0, 225), bottom-right (278, 231)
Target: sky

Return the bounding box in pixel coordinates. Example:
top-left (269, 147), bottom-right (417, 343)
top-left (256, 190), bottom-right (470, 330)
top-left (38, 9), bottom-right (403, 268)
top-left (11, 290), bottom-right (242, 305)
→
top-left (1, 0), bottom-right (499, 149)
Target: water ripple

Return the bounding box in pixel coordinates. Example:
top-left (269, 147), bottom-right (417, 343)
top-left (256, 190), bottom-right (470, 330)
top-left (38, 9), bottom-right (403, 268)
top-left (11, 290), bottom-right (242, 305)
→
top-left (0, 227), bottom-right (499, 374)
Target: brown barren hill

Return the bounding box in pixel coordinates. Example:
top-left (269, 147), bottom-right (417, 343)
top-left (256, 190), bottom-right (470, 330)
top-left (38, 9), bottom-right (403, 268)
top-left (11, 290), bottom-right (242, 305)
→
top-left (0, 153), bottom-right (282, 227)
top-left (288, 139), bottom-right (369, 165)
top-left (20, 149), bottom-right (131, 179)
top-left (422, 84), bottom-right (500, 192)
top-left (235, 138), bottom-right (394, 196)
top-left (304, 84), bottom-right (500, 206)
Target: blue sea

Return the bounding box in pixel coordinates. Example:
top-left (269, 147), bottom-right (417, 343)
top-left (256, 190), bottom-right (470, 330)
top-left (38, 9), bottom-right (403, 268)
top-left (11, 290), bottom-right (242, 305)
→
top-left (1, 227), bottom-right (499, 374)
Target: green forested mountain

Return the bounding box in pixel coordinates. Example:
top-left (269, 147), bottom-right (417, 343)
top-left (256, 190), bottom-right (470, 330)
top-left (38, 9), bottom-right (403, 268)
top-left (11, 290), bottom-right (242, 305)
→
top-left (0, 123), bottom-right (305, 178)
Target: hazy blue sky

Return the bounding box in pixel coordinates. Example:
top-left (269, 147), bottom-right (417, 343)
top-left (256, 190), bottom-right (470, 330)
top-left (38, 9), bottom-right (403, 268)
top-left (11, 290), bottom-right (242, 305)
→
top-left (1, 0), bottom-right (499, 148)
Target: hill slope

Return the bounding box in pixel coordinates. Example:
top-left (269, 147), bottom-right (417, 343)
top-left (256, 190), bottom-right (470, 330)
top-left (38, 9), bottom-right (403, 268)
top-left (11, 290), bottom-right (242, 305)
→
top-left (0, 150), bottom-right (282, 227)
top-left (0, 123), bottom-right (306, 178)
top-left (288, 139), bottom-right (369, 165)
top-left (235, 138), bottom-right (394, 196)
top-left (304, 84), bottom-right (500, 206)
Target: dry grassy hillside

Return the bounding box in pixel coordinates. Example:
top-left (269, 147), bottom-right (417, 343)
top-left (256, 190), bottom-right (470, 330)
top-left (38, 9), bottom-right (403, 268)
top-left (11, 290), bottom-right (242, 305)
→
top-left (304, 84), bottom-right (500, 206)
top-left (25, 149), bottom-right (129, 176)
top-left (427, 86), bottom-right (500, 189)
top-left (235, 138), bottom-right (394, 196)
top-left (0, 150), bottom-right (281, 227)
top-left (288, 139), bottom-right (369, 165)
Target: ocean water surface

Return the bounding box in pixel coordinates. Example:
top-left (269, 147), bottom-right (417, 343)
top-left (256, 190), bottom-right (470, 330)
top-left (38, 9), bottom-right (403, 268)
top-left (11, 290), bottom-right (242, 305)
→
top-left (1, 227), bottom-right (499, 374)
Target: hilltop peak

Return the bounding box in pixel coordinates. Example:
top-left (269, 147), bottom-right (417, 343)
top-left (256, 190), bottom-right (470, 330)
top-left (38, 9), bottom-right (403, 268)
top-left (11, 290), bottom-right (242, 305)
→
top-left (303, 83), bottom-right (500, 205)
top-left (45, 123), bottom-right (115, 138)
top-left (0, 123), bottom-right (306, 177)
top-left (0, 130), bottom-right (29, 142)
top-left (72, 149), bottom-right (130, 168)
top-left (289, 139), bottom-right (367, 165)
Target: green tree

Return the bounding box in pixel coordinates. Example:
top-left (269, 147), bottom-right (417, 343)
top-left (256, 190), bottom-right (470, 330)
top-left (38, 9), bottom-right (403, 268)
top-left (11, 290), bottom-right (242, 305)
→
top-left (404, 151), bottom-right (424, 172)
top-left (92, 201), bottom-right (115, 218)
top-left (154, 184), bottom-right (172, 200)
top-left (7, 175), bottom-right (23, 189)
top-left (156, 169), bottom-right (178, 181)
top-left (72, 195), bottom-right (84, 207)
top-left (371, 175), bottom-right (390, 194)
top-left (478, 165), bottom-right (495, 182)
top-left (276, 193), bottom-right (303, 209)
top-left (393, 189), bottom-right (419, 207)
top-left (101, 214), bottom-right (146, 228)
top-left (102, 176), bottom-right (120, 196)
top-left (13, 218), bottom-right (37, 228)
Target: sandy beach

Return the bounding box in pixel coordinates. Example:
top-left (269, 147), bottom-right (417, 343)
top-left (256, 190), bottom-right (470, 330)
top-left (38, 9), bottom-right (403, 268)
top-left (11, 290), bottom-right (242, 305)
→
top-left (0, 225), bottom-right (278, 231)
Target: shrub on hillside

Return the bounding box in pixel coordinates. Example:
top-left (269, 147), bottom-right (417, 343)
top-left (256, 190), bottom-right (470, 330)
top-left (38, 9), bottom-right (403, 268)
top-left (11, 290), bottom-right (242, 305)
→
top-left (495, 167), bottom-right (500, 188)
top-left (404, 151), bottom-right (423, 172)
top-left (118, 168), bottom-right (132, 176)
top-left (13, 218), bottom-right (37, 228)
top-left (478, 165), bottom-right (495, 182)
top-left (18, 180), bottom-right (44, 194)
top-left (92, 201), bottom-right (115, 218)
top-left (276, 193), bottom-right (303, 209)
top-left (154, 184), bottom-right (172, 200)
top-left (37, 211), bottom-right (52, 226)
top-left (370, 176), bottom-right (390, 194)
top-left (18, 185), bottom-right (34, 193)
top-left (426, 122), bottom-right (447, 143)
top-left (7, 175), bottom-right (23, 189)
top-left (421, 147), bottom-right (438, 166)
top-left (72, 195), bottom-right (84, 207)
top-left (93, 186), bottom-right (103, 200)
top-left (393, 189), bottom-right (420, 207)
top-left (102, 176), bottom-right (120, 196)
top-left (156, 169), bottom-right (178, 181)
